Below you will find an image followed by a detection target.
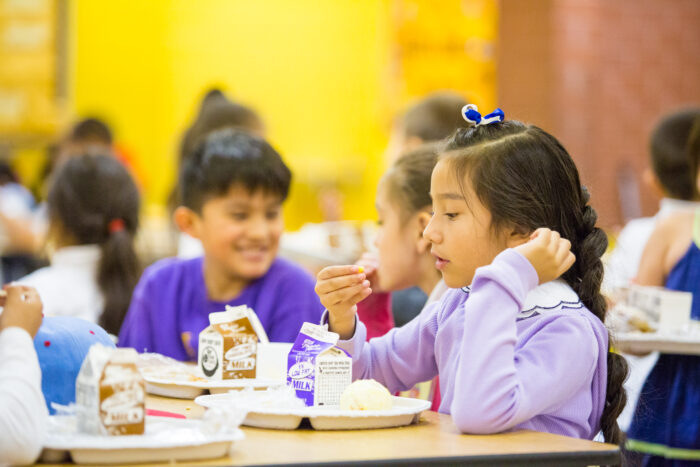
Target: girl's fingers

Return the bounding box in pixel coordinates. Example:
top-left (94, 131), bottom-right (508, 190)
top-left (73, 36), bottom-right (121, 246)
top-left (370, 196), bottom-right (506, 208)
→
top-left (532, 228), bottom-right (551, 246)
top-left (341, 287), bottom-right (373, 308)
top-left (317, 265), bottom-right (362, 281)
top-left (323, 281), bottom-right (371, 306)
top-left (315, 273), bottom-right (365, 295)
top-left (548, 230), bottom-right (560, 251)
top-left (558, 252), bottom-right (576, 276)
top-left (555, 239), bottom-right (572, 263)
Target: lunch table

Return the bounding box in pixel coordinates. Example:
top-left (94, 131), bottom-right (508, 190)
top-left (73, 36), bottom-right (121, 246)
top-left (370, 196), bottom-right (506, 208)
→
top-left (37, 395), bottom-right (621, 466)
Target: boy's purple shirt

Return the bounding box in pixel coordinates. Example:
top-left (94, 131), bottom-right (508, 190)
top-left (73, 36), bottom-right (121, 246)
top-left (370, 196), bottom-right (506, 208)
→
top-left (334, 249), bottom-right (608, 439)
top-left (118, 257), bottom-right (324, 360)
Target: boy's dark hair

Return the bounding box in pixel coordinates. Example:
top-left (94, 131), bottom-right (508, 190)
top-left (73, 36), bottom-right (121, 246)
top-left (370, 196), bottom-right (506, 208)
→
top-left (650, 108), bottom-right (700, 200)
top-left (403, 92), bottom-right (469, 142)
top-left (48, 152), bottom-right (140, 335)
top-left (170, 92), bottom-right (264, 212)
top-left (384, 143), bottom-right (439, 222)
top-left (444, 121), bottom-right (628, 446)
top-left (181, 128), bottom-right (291, 212)
top-left (70, 118), bottom-right (113, 145)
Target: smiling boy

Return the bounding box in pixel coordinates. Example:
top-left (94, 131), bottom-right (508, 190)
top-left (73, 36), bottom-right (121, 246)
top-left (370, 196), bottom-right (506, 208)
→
top-left (119, 129), bottom-right (323, 360)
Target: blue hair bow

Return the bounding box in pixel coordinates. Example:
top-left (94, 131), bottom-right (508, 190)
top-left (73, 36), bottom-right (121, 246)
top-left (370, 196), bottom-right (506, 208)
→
top-left (461, 104), bottom-right (505, 127)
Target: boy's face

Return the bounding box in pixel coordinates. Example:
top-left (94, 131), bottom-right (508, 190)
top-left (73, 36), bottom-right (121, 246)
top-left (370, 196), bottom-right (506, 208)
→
top-left (192, 185), bottom-right (284, 280)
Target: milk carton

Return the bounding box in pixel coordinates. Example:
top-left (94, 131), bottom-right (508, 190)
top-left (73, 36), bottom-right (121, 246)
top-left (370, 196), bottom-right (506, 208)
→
top-left (75, 345), bottom-right (145, 436)
top-left (198, 305), bottom-right (268, 380)
top-left (287, 323), bottom-right (352, 407)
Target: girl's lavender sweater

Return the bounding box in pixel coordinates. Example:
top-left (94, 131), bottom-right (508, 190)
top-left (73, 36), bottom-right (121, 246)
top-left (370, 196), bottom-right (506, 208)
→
top-left (335, 249), bottom-right (607, 439)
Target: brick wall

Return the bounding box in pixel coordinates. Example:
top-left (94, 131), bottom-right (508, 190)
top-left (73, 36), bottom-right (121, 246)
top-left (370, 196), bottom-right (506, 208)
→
top-left (498, 0), bottom-right (700, 228)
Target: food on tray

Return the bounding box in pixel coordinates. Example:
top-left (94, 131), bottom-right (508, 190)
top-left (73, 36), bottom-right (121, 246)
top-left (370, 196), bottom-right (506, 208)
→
top-left (287, 322), bottom-right (352, 407)
top-left (608, 285), bottom-right (693, 334)
top-left (76, 345), bottom-right (146, 435)
top-left (198, 305), bottom-right (267, 380)
top-left (608, 304), bottom-right (656, 333)
top-left (340, 379), bottom-right (392, 411)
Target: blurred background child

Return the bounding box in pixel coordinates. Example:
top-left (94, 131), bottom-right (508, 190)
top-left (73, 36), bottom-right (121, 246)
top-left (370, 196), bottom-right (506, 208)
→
top-left (605, 108), bottom-right (700, 432)
top-left (625, 116), bottom-right (700, 466)
top-left (356, 143), bottom-right (443, 340)
top-left (0, 284), bottom-right (45, 466)
top-left (20, 152), bottom-right (141, 336)
top-left (119, 129), bottom-right (323, 359)
top-left (606, 108), bottom-right (700, 292)
top-left (379, 92), bottom-right (469, 328)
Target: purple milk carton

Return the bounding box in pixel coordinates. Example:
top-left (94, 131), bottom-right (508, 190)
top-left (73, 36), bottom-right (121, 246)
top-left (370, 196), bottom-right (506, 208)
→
top-left (287, 322), bottom-right (352, 407)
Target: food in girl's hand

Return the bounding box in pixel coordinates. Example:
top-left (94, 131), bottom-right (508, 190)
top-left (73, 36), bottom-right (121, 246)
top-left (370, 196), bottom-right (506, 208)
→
top-left (340, 379), bottom-right (393, 411)
top-left (76, 344), bottom-right (145, 435)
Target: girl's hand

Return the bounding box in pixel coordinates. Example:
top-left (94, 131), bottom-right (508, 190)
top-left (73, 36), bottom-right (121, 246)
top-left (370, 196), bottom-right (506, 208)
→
top-left (355, 252), bottom-right (383, 292)
top-left (315, 265), bottom-right (371, 339)
top-left (514, 228), bottom-right (576, 284)
top-left (0, 284), bottom-right (43, 337)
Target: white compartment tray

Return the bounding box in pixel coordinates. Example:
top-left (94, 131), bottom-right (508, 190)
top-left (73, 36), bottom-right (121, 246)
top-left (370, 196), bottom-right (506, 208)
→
top-left (144, 375), bottom-right (285, 399)
top-left (41, 416), bottom-right (244, 465)
top-left (615, 331), bottom-right (700, 355)
top-left (195, 394), bottom-right (431, 430)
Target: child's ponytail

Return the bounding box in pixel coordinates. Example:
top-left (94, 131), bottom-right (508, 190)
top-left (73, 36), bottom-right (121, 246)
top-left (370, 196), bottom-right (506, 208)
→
top-left (48, 153), bottom-right (141, 335)
top-left (97, 218), bottom-right (140, 335)
top-left (570, 188), bottom-right (628, 445)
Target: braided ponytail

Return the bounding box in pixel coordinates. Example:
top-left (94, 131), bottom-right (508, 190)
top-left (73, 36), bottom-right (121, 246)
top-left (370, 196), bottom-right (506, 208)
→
top-left (568, 188), bottom-right (628, 445)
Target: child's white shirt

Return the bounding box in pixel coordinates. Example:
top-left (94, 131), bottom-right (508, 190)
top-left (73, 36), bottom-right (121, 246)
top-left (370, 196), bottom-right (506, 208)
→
top-left (0, 327), bottom-right (47, 466)
top-left (19, 245), bottom-right (103, 324)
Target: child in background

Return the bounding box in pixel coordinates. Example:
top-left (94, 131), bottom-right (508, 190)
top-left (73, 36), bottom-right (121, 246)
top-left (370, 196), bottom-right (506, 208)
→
top-left (625, 117), bottom-right (700, 466)
top-left (20, 152), bottom-right (141, 335)
top-left (385, 91), bottom-right (469, 164)
top-left (119, 129), bottom-right (324, 359)
top-left (606, 108), bottom-right (700, 292)
top-left (0, 284), bottom-right (46, 466)
top-left (605, 108), bottom-right (700, 432)
top-left (377, 91), bottom-right (469, 328)
top-left (316, 110), bottom-right (627, 443)
top-left (355, 144), bottom-right (444, 339)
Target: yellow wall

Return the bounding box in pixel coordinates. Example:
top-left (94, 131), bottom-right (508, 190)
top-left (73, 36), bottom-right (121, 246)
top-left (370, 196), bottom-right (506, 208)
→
top-left (69, 0), bottom-right (496, 229)
top-left (70, 0), bottom-right (392, 228)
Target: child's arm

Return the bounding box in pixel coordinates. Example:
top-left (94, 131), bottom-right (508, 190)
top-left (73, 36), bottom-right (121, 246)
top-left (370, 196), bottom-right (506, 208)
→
top-left (451, 232), bottom-right (596, 434)
top-left (317, 265), bottom-right (438, 391)
top-left (0, 285), bottom-right (48, 465)
top-left (331, 301), bottom-right (440, 393)
top-left (635, 215), bottom-right (676, 286)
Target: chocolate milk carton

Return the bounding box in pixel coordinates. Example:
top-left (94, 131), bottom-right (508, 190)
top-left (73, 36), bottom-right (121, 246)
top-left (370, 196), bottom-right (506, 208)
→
top-left (287, 322), bottom-right (352, 407)
top-left (198, 305), bottom-right (268, 380)
top-left (75, 345), bottom-right (145, 436)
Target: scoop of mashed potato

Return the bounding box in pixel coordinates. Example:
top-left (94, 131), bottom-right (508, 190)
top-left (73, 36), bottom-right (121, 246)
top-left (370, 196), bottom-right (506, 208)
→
top-left (339, 379), bottom-right (392, 411)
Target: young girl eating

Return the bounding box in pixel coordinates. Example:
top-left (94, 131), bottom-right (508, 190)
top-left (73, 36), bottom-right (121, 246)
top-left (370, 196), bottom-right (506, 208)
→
top-left (316, 108), bottom-right (627, 444)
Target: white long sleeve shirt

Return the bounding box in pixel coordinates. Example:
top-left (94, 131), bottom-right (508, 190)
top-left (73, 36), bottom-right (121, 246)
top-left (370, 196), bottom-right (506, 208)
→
top-left (0, 327), bottom-right (47, 466)
top-left (20, 245), bottom-right (103, 324)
